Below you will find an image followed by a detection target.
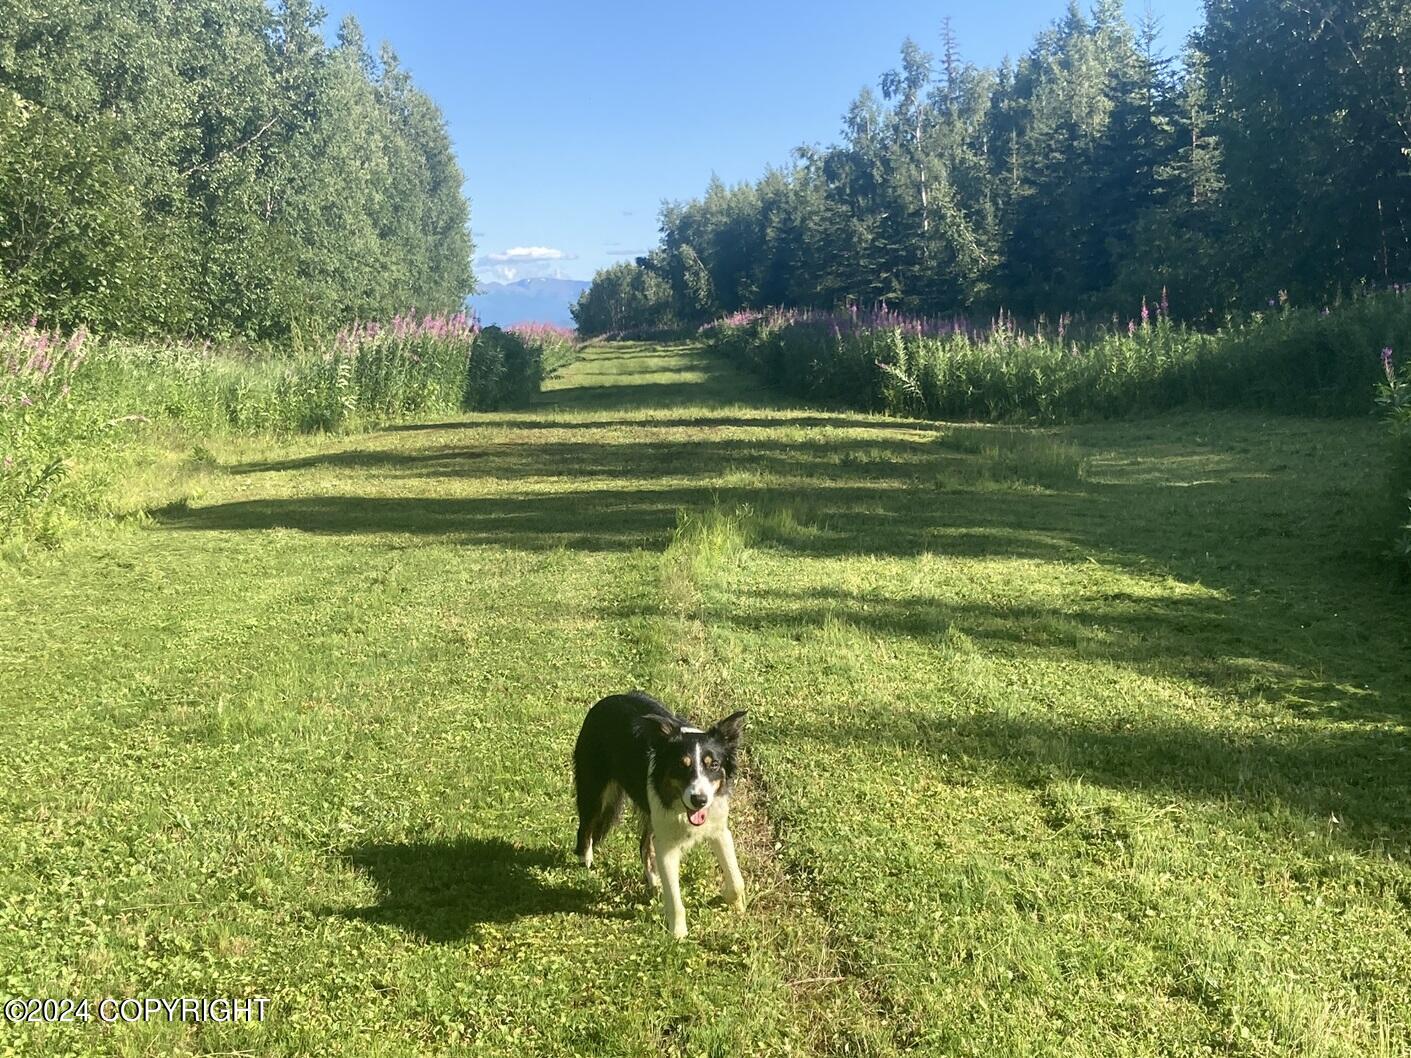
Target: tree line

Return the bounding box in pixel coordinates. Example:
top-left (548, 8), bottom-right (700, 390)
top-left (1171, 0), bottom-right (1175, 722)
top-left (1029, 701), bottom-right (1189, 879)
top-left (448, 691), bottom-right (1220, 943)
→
top-left (574, 0), bottom-right (1411, 335)
top-left (0, 0), bottom-right (474, 340)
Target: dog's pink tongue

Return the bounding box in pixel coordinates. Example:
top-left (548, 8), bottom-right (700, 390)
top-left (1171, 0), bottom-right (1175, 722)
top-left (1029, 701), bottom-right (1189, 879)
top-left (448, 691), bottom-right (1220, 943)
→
top-left (688, 807), bottom-right (708, 827)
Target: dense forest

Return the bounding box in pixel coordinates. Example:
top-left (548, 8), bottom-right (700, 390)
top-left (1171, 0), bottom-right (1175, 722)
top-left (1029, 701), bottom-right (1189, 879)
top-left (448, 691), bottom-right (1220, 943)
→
top-left (0, 0), bottom-right (474, 340)
top-left (573, 0), bottom-right (1411, 334)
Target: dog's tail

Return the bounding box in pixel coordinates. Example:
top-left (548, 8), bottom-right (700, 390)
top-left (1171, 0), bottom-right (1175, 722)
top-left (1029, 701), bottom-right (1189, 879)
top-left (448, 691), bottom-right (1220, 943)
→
top-left (574, 752), bottom-right (624, 862)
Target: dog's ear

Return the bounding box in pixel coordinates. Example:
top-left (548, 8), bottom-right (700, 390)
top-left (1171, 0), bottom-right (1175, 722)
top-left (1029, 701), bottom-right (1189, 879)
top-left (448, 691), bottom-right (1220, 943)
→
top-left (633, 714), bottom-right (677, 742)
top-left (711, 710), bottom-right (747, 746)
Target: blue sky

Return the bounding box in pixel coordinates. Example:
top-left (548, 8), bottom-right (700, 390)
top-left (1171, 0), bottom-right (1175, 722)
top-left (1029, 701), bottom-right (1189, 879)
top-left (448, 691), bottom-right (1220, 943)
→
top-left (323, 0), bottom-right (1205, 287)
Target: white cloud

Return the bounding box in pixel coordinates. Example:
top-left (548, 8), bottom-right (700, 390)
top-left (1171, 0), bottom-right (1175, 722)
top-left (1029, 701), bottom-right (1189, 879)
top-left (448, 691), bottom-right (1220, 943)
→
top-left (480, 246), bottom-right (577, 264)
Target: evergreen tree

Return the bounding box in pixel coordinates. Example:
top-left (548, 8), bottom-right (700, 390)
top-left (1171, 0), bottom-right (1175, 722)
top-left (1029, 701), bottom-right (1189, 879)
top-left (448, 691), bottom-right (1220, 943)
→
top-left (580, 0), bottom-right (1411, 326)
top-left (1202, 0), bottom-right (1411, 301)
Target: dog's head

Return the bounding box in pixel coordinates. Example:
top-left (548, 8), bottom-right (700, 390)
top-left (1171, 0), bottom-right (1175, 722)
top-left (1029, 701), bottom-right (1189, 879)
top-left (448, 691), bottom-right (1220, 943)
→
top-left (637, 710), bottom-right (747, 827)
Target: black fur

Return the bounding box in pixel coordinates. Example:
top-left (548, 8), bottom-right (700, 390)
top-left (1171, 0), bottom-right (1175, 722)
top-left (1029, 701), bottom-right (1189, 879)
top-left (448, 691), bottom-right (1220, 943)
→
top-left (573, 690), bottom-right (745, 861)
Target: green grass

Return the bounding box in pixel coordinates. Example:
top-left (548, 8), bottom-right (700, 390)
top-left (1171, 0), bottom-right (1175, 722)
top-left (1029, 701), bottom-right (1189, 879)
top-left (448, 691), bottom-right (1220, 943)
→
top-left (2, 341), bottom-right (1408, 1056)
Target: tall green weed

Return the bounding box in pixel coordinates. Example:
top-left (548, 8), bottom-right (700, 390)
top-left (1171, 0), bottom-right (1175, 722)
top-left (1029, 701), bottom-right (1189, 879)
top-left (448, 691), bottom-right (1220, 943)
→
top-left (1, 313), bottom-right (571, 539)
top-left (702, 290), bottom-right (1411, 422)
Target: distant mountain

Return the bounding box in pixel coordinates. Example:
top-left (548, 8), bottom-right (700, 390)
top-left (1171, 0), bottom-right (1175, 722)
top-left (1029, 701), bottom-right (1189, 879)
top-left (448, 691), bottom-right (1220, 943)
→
top-left (468, 278), bottom-right (589, 328)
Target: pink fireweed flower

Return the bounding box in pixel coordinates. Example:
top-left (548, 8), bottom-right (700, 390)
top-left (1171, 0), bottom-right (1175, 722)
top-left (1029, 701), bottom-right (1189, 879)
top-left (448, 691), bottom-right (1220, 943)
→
top-left (1140, 298), bottom-right (1150, 326)
top-left (1384, 347), bottom-right (1396, 383)
top-left (508, 322), bottom-right (576, 342)
top-left (1160, 287), bottom-right (1169, 318)
top-left (1128, 319), bottom-right (1137, 336)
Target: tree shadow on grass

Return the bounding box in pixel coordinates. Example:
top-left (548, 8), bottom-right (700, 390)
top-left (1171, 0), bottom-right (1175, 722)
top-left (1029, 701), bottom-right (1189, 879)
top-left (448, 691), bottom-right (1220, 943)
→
top-left (773, 704), bottom-right (1411, 860)
top-left (530, 380), bottom-right (762, 413)
top-left (154, 417), bottom-right (1406, 732)
top-left (530, 347), bottom-right (771, 413)
top-left (564, 364), bottom-right (717, 379)
top-left (337, 837), bottom-right (609, 943)
top-left (150, 484), bottom-right (1083, 561)
top-left (724, 584), bottom-right (1409, 724)
top-left (227, 434), bottom-right (958, 483)
top-left (381, 414), bottom-right (931, 433)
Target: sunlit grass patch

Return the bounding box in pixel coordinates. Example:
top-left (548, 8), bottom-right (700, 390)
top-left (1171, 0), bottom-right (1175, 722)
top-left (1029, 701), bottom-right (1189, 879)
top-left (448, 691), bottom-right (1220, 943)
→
top-left (936, 424), bottom-right (1087, 489)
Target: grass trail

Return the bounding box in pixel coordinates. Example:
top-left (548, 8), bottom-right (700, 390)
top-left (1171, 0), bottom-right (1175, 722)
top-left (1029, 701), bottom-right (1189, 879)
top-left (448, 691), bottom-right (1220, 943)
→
top-left (2, 342), bottom-right (1408, 1056)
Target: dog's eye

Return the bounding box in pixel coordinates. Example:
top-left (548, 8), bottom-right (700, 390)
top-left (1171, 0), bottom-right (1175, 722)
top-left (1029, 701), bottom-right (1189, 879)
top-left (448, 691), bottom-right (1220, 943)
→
top-left (681, 755), bottom-right (691, 767)
top-left (703, 755), bottom-right (716, 768)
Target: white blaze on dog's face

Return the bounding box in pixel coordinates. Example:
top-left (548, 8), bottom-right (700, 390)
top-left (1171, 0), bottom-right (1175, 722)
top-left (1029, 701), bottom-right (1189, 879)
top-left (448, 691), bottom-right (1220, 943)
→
top-left (681, 741), bottom-right (716, 825)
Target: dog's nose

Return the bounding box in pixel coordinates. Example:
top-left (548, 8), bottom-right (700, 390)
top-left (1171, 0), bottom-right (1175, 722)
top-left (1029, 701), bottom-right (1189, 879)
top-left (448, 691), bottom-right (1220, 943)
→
top-left (688, 791), bottom-right (709, 809)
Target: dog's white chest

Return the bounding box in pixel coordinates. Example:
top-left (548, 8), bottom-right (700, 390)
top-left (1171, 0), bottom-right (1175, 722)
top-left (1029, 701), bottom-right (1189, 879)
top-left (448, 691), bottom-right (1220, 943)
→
top-left (649, 790), bottom-right (730, 852)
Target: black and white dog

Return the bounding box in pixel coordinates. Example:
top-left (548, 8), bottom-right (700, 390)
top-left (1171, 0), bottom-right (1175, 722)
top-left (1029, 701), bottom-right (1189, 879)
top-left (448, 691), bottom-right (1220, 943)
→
top-left (573, 690), bottom-right (747, 939)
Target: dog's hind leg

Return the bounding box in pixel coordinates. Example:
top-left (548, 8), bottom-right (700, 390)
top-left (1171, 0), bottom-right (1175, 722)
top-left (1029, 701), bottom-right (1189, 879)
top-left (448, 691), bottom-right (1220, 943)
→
top-left (574, 793), bottom-right (599, 869)
top-left (639, 818), bottom-right (659, 891)
top-left (574, 763), bottom-right (609, 868)
top-left (710, 826), bottom-right (746, 913)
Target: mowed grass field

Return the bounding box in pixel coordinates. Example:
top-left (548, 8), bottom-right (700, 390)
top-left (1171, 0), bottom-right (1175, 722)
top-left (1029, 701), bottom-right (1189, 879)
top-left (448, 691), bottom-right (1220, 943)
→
top-left (2, 341), bottom-right (1409, 1057)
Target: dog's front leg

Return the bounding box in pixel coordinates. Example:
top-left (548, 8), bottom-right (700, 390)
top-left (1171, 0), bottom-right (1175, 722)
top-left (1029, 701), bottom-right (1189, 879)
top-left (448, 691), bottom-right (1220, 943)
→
top-left (711, 827), bottom-right (746, 913)
top-left (657, 842), bottom-right (688, 939)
